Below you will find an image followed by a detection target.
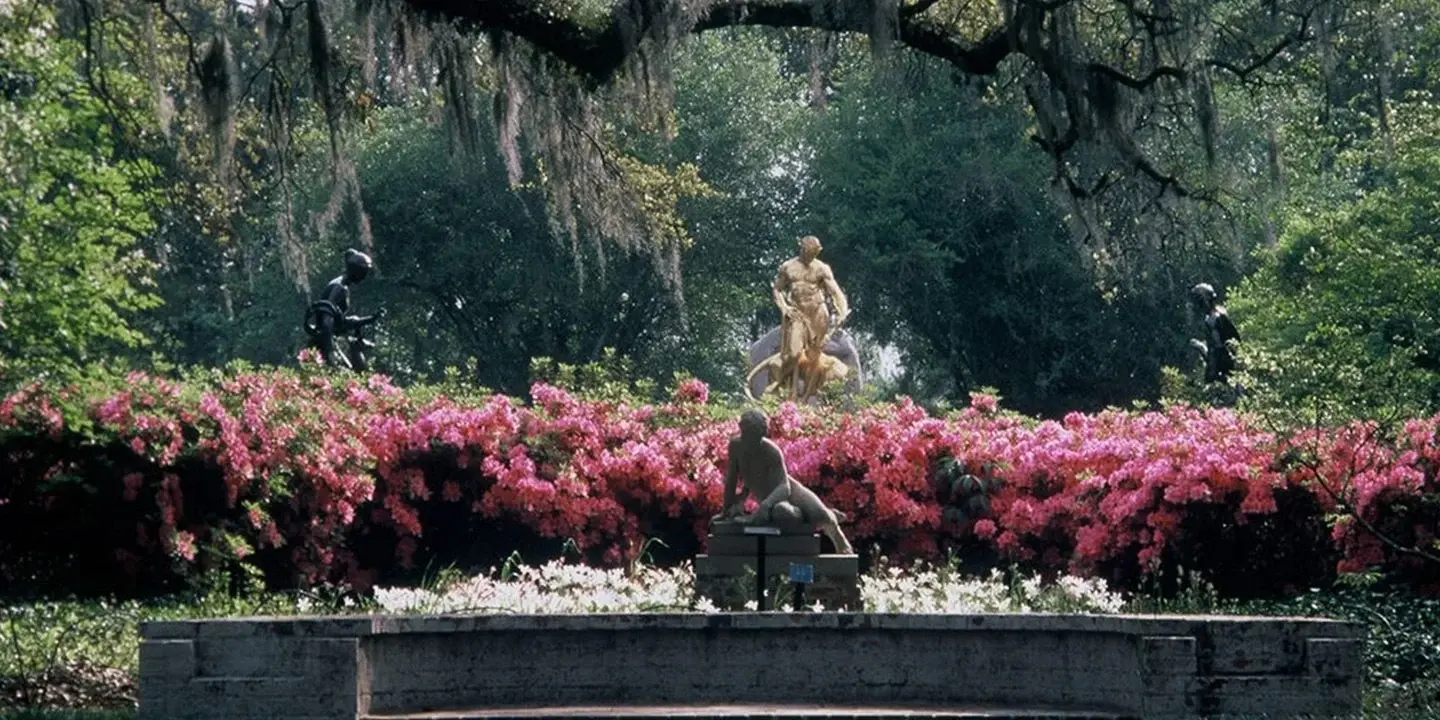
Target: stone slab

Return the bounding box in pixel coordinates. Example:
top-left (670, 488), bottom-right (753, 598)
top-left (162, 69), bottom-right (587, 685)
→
top-left (707, 534), bottom-right (822, 556)
top-left (363, 704), bottom-right (1133, 719)
top-left (144, 612), bottom-right (1366, 639)
top-left (711, 522), bottom-right (818, 537)
top-left (694, 554), bottom-right (858, 577)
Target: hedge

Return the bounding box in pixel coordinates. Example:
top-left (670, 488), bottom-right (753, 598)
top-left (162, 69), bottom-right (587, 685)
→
top-left (1, 365), bottom-right (1436, 598)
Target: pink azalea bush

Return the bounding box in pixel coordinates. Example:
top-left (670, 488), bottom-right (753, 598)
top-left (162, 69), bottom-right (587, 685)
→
top-left (0, 365), bottom-right (1436, 597)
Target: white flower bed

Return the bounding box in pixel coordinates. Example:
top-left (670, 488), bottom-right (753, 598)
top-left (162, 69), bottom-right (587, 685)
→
top-left (861, 565), bottom-right (1125, 614)
top-left (373, 560), bottom-right (1126, 615)
top-left (374, 561), bottom-right (707, 614)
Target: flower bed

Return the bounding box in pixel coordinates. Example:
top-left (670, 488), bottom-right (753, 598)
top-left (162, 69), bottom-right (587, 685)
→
top-left (370, 559), bottom-right (1127, 614)
top-left (1, 366), bottom-right (1437, 597)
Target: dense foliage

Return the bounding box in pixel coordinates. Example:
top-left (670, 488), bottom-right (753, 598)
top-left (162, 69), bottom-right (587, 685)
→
top-left (0, 8), bottom-right (160, 379)
top-left (2, 366), bottom-right (1436, 599)
top-left (1230, 107), bottom-right (1440, 424)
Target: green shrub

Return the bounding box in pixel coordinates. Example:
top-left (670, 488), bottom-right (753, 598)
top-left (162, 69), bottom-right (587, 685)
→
top-left (0, 712), bottom-right (136, 720)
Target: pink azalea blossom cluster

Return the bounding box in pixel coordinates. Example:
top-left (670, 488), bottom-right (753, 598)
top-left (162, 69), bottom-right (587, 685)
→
top-left (1291, 417), bottom-right (1440, 580)
top-left (1, 368), bottom-right (1437, 593)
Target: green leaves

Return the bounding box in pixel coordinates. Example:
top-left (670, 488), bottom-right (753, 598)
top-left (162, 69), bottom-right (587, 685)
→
top-left (0, 7), bottom-right (160, 383)
top-left (1231, 110), bottom-right (1440, 424)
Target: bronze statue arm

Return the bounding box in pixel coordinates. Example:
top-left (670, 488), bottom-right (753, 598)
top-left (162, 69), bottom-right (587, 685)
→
top-left (345, 308), bottom-right (385, 328)
top-left (713, 440), bottom-right (743, 521)
top-left (1217, 313), bottom-right (1240, 344)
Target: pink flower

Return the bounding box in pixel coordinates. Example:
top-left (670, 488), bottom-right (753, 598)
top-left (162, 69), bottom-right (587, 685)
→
top-left (969, 393), bottom-right (999, 414)
top-left (171, 531), bottom-right (197, 561)
top-left (442, 481), bottom-right (463, 503)
top-left (122, 472), bottom-right (144, 502)
top-left (673, 379), bottom-right (710, 405)
top-left (973, 518), bottom-right (997, 539)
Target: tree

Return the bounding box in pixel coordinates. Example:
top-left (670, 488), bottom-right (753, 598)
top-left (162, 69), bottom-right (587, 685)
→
top-left (156, 29), bottom-right (809, 394)
top-left (36, 0), bottom-right (1331, 290)
top-left (402, 0), bottom-right (1322, 199)
top-left (1220, 0), bottom-right (1440, 423)
top-left (1230, 106), bottom-right (1440, 423)
top-left (801, 52), bottom-right (1232, 414)
top-left (0, 4), bottom-right (161, 380)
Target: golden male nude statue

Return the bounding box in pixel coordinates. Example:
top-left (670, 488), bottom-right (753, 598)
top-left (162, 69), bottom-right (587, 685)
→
top-left (711, 409), bottom-right (854, 554)
top-left (770, 235), bottom-right (849, 399)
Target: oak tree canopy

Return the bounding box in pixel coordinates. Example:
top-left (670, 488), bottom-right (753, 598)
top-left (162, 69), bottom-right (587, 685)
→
top-left (55, 0), bottom-right (1326, 294)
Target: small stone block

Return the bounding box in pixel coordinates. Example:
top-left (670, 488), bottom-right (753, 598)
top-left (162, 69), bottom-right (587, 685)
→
top-left (1139, 636), bottom-right (1197, 677)
top-left (694, 554), bottom-right (858, 577)
top-left (1306, 638), bottom-right (1363, 679)
top-left (1208, 623), bottom-right (1299, 674)
top-left (710, 521), bottom-right (817, 537)
top-left (138, 640), bottom-right (196, 679)
top-left (707, 534), bottom-right (821, 556)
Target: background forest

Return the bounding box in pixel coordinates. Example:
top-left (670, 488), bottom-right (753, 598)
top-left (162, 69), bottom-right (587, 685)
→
top-left (5, 0), bottom-right (1436, 420)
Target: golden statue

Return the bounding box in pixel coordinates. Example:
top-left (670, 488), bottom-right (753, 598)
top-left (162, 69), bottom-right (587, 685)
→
top-left (745, 235), bottom-right (851, 401)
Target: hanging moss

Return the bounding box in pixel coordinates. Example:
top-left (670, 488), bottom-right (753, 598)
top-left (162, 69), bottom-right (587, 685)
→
top-left (156, 0), bottom-right (1309, 303)
top-left (197, 33), bottom-right (238, 183)
top-left (307, 0), bottom-right (337, 132)
top-left (358, 0), bottom-right (378, 88)
top-left (437, 25), bottom-right (482, 156)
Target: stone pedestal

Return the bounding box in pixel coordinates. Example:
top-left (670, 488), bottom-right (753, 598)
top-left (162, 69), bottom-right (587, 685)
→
top-left (694, 522), bottom-right (860, 610)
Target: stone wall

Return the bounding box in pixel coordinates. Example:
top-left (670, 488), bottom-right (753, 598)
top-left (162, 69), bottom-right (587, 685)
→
top-left (138, 613), bottom-right (1364, 719)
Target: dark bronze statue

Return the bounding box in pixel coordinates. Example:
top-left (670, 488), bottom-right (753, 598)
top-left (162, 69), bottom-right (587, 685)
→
top-left (304, 249), bottom-right (384, 371)
top-left (712, 409), bottom-right (855, 554)
top-left (1189, 283), bottom-right (1240, 383)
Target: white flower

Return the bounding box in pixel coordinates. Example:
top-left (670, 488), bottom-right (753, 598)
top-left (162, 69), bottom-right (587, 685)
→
top-left (371, 558), bottom-right (1125, 616)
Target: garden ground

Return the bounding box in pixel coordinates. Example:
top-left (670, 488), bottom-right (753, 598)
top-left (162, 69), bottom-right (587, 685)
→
top-left (2, 559), bottom-right (1437, 719)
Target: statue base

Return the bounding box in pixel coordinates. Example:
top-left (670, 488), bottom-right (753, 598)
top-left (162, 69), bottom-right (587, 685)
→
top-left (695, 522), bottom-right (859, 610)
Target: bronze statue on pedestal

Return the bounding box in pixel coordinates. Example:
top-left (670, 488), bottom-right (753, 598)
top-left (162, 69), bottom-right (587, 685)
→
top-left (712, 409), bottom-right (854, 554)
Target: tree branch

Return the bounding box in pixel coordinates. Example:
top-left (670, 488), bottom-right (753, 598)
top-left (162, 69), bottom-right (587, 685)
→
top-left (394, 0), bottom-right (1313, 202)
top-left (401, 0), bottom-right (1018, 82)
top-left (900, 0), bottom-right (943, 18)
top-left (151, 0), bottom-right (203, 80)
top-left (401, 0), bottom-right (625, 85)
top-left (1206, 7), bottom-right (1314, 79)
top-left (1087, 63), bottom-right (1187, 90)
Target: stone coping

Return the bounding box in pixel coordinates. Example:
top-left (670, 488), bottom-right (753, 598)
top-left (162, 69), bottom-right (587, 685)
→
top-left (140, 611), bottom-right (1365, 640)
top-left (362, 704), bottom-right (1129, 718)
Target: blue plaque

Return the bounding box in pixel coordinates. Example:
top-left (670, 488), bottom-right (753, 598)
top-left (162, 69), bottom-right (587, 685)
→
top-left (789, 562), bottom-right (815, 584)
